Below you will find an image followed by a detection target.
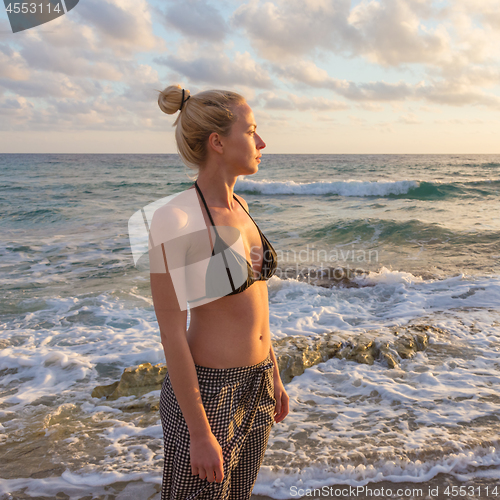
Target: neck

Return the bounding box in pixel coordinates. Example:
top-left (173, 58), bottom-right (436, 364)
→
top-left (195, 171), bottom-right (238, 210)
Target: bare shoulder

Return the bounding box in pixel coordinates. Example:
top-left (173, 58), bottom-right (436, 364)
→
top-left (148, 193), bottom-right (192, 262)
top-left (233, 192), bottom-right (249, 212)
top-left (150, 188), bottom-right (195, 234)
top-left (151, 203), bottom-right (187, 228)
top-left (149, 200), bottom-right (187, 235)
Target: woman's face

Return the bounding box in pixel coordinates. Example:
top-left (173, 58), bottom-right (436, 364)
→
top-left (222, 101), bottom-right (266, 175)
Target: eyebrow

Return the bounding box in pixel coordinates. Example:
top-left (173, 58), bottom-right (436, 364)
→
top-left (248, 123), bottom-right (257, 129)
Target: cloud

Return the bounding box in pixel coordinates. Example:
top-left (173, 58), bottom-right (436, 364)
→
top-left (232, 0), bottom-right (354, 62)
top-left (155, 51), bottom-right (274, 89)
top-left (232, 0), bottom-right (500, 90)
top-left (337, 80), bottom-right (417, 102)
top-left (18, 40), bottom-right (125, 80)
top-left (0, 96), bottom-right (34, 126)
top-left (258, 91), bottom-right (349, 111)
top-left (164, 0), bottom-right (228, 42)
top-left (450, 0), bottom-right (500, 43)
top-left (120, 64), bottom-right (163, 102)
top-left (0, 84), bottom-right (167, 132)
top-left (0, 0), bottom-right (166, 85)
top-left (258, 93), bottom-right (294, 110)
top-left (290, 94), bottom-right (349, 111)
top-left (0, 71), bottom-right (105, 99)
top-left (1, 0), bottom-right (500, 140)
top-left (75, 0), bottom-right (165, 56)
top-left (270, 60), bottom-right (500, 109)
top-left (0, 44), bottom-right (30, 80)
top-left (271, 60), bottom-right (416, 101)
top-left (232, 0), bottom-right (452, 67)
top-left (347, 0), bottom-right (450, 66)
top-left (416, 80), bottom-right (500, 109)
top-left (272, 60), bottom-right (339, 88)
top-left (357, 102), bottom-right (384, 112)
top-left (398, 112), bottom-right (421, 124)
top-left (433, 118), bottom-right (487, 125)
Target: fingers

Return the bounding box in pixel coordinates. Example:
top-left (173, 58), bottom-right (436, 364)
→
top-left (206, 469), bottom-right (215, 483)
top-left (214, 463), bottom-right (225, 483)
top-left (192, 464), bottom-right (224, 483)
top-left (274, 391), bottom-right (290, 423)
top-left (274, 399), bottom-right (282, 416)
top-left (199, 465), bottom-right (224, 483)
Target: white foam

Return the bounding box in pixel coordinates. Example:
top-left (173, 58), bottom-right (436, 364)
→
top-left (0, 473), bottom-right (161, 498)
top-left (268, 269), bottom-right (500, 339)
top-left (252, 346), bottom-right (500, 497)
top-left (2, 268), bottom-right (500, 498)
top-left (354, 266), bottom-right (425, 285)
top-left (253, 444), bottom-right (500, 498)
top-left (236, 178), bottom-right (420, 197)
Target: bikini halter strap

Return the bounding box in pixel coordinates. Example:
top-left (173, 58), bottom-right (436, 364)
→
top-left (194, 180), bottom-right (217, 227)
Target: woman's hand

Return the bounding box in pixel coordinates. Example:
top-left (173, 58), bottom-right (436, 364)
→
top-left (189, 432), bottom-right (224, 483)
top-left (273, 373), bottom-right (290, 423)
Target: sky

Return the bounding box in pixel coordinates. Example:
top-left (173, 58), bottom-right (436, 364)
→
top-left (0, 0), bottom-right (499, 154)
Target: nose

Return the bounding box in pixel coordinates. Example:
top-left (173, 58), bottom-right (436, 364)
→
top-left (255, 133), bottom-right (266, 150)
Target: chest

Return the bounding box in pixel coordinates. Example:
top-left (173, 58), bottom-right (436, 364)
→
top-left (202, 204), bottom-right (264, 273)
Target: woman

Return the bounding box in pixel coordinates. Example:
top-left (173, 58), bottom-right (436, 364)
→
top-left (149, 84), bottom-right (289, 500)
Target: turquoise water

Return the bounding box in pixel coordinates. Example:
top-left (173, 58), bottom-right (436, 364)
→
top-left (1, 154), bottom-right (500, 498)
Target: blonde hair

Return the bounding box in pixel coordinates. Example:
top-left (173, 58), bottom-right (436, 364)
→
top-left (157, 84), bottom-right (246, 171)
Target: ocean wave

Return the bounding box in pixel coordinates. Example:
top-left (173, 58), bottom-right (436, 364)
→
top-left (300, 217), bottom-right (500, 247)
top-left (236, 178), bottom-right (419, 196)
top-left (236, 178), bottom-right (500, 199)
top-left (2, 207), bottom-right (64, 224)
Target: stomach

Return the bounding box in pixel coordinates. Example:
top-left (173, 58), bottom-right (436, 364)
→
top-left (186, 280), bottom-right (271, 368)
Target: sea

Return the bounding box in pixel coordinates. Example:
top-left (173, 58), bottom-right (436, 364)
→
top-left (1, 153), bottom-right (499, 499)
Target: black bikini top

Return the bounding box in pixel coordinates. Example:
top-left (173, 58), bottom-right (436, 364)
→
top-left (193, 180), bottom-right (278, 297)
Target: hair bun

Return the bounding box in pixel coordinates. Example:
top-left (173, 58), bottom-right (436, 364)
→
top-left (158, 85), bottom-right (190, 115)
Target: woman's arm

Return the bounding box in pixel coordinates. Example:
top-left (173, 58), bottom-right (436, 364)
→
top-left (149, 207), bottom-right (224, 484)
top-left (150, 270), bottom-right (210, 436)
top-left (269, 343), bottom-right (289, 423)
top-left (151, 271), bottom-right (223, 483)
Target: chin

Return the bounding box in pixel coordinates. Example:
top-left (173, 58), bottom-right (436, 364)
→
top-left (240, 167), bottom-right (259, 177)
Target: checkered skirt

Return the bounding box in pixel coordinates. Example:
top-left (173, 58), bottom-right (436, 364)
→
top-left (159, 353), bottom-right (276, 500)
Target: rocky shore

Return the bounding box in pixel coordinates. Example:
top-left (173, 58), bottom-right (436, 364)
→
top-left (92, 324), bottom-right (442, 402)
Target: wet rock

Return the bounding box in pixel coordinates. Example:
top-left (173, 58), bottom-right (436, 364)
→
top-left (343, 338), bottom-right (376, 365)
top-left (274, 324), bottom-right (439, 382)
top-left (377, 342), bottom-right (399, 369)
top-left (394, 335), bottom-right (418, 359)
top-left (273, 333), bottom-right (343, 384)
top-left (91, 381), bottom-right (119, 399)
top-left (92, 325), bottom-right (440, 398)
top-left (92, 363), bottom-right (167, 400)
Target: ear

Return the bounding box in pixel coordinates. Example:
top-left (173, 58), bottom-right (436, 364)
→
top-left (207, 132), bottom-right (224, 155)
